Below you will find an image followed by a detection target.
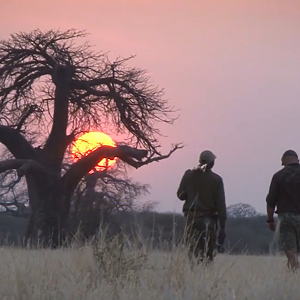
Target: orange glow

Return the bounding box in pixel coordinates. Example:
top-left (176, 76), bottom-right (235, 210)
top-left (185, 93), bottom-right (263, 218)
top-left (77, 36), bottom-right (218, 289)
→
top-left (71, 131), bottom-right (117, 174)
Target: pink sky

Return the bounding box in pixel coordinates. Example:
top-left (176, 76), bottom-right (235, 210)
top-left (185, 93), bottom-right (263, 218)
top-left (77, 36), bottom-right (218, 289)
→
top-left (2, 0), bottom-right (300, 213)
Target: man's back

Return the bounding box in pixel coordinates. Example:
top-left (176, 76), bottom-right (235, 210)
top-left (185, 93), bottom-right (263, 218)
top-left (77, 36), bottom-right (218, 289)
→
top-left (267, 163), bottom-right (300, 214)
top-left (177, 168), bottom-right (226, 222)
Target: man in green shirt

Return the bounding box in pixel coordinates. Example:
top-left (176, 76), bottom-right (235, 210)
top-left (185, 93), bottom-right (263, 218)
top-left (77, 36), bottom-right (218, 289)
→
top-left (177, 150), bottom-right (227, 262)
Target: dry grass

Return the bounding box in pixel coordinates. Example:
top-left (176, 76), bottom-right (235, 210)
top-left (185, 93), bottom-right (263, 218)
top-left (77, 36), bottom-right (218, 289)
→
top-left (0, 236), bottom-right (299, 300)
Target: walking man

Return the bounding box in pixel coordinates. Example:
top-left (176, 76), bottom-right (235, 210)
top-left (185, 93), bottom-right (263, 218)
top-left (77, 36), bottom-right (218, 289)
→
top-left (177, 150), bottom-right (227, 262)
top-left (266, 150), bottom-right (300, 270)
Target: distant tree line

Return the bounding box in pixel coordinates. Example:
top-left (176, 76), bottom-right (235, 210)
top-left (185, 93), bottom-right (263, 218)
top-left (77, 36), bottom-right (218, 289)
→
top-left (0, 202), bottom-right (277, 255)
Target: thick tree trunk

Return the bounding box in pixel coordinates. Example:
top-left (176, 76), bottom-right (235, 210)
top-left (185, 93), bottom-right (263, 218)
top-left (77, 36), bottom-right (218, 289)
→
top-left (24, 177), bottom-right (71, 248)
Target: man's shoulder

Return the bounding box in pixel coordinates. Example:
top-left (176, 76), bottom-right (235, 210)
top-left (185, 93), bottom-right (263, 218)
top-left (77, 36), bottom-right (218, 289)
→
top-left (273, 167), bottom-right (290, 177)
top-left (182, 169), bottom-right (223, 182)
top-left (273, 164), bottom-right (300, 178)
top-left (210, 171), bottom-right (223, 182)
top-left (271, 167), bottom-right (290, 181)
top-left (182, 169), bottom-right (193, 177)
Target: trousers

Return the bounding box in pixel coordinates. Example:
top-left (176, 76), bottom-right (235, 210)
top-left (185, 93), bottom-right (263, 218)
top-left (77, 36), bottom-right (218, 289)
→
top-left (184, 213), bottom-right (217, 261)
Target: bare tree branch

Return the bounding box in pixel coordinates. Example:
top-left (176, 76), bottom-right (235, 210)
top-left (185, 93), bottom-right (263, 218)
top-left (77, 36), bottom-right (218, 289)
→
top-left (16, 104), bottom-right (42, 132)
top-left (0, 29), bottom-right (88, 148)
top-left (0, 159), bottom-right (27, 173)
top-left (62, 145), bottom-right (148, 190)
top-left (117, 143), bottom-right (184, 168)
top-left (71, 165), bottom-right (149, 221)
top-left (0, 159), bottom-right (48, 180)
top-left (17, 159), bottom-right (48, 178)
top-left (63, 142), bottom-right (183, 196)
top-left (70, 70), bottom-right (178, 154)
top-left (0, 126), bottom-right (37, 159)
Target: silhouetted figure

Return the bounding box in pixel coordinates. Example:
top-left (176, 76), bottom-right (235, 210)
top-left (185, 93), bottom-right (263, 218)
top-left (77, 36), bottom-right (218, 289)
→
top-left (266, 149), bottom-right (300, 270)
top-left (177, 150), bottom-right (227, 263)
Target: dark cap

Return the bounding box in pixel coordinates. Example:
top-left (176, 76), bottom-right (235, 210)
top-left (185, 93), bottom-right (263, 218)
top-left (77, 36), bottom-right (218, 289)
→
top-left (199, 150), bottom-right (216, 164)
top-left (281, 149), bottom-right (299, 166)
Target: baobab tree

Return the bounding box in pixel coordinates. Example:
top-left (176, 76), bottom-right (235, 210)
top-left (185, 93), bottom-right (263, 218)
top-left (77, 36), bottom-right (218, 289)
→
top-left (0, 29), bottom-right (181, 247)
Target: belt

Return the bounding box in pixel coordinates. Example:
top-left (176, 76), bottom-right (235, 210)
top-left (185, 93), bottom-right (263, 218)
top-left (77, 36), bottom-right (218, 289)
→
top-left (184, 210), bottom-right (217, 219)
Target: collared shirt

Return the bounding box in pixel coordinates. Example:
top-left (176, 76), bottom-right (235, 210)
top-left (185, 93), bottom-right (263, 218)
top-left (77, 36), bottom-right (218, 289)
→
top-left (177, 168), bottom-right (227, 225)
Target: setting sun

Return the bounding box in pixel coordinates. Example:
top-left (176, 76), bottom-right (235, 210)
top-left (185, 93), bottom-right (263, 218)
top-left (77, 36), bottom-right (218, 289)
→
top-left (71, 131), bottom-right (118, 174)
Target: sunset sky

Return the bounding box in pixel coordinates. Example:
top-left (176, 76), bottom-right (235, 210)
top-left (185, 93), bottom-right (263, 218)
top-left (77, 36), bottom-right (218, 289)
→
top-left (2, 0), bottom-right (300, 214)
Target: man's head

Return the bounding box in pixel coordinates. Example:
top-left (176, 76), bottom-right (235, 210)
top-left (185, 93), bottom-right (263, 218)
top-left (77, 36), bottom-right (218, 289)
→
top-left (199, 150), bottom-right (216, 169)
top-left (281, 149), bottom-right (299, 166)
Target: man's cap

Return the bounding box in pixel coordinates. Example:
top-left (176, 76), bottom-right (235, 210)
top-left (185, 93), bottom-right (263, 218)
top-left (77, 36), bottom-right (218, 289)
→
top-left (199, 150), bottom-right (216, 164)
top-left (282, 150), bottom-right (298, 159)
top-left (281, 149), bottom-right (299, 165)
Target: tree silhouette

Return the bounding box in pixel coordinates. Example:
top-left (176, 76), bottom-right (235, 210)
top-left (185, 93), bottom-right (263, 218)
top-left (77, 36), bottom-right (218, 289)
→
top-left (69, 159), bottom-right (149, 237)
top-left (227, 203), bottom-right (258, 218)
top-left (0, 29), bottom-right (182, 247)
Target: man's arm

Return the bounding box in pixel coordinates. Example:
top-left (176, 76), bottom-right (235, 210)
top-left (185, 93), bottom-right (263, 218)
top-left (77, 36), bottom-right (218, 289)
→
top-left (266, 174), bottom-right (278, 221)
top-left (215, 178), bottom-right (227, 229)
top-left (176, 170), bottom-right (190, 200)
top-left (267, 205), bottom-right (275, 222)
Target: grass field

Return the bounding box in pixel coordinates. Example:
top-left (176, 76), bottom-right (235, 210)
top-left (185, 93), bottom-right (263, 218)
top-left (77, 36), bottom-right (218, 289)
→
top-left (0, 237), bottom-right (299, 300)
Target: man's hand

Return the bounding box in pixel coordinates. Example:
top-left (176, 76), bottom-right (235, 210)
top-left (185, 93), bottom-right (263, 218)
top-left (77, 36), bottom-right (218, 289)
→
top-left (217, 228), bottom-right (226, 253)
top-left (268, 221), bottom-right (276, 231)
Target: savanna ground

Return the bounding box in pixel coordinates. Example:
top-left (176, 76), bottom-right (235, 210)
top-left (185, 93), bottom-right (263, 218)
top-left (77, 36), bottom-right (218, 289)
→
top-left (0, 234), bottom-right (298, 300)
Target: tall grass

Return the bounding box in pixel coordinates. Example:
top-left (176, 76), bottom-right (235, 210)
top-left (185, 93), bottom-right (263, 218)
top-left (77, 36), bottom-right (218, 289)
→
top-left (0, 229), bottom-right (298, 300)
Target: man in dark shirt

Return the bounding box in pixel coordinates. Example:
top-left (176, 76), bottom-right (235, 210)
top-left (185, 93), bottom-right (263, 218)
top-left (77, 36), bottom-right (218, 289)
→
top-left (177, 150), bottom-right (227, 263)
top-left (266, 149), bottom-right (300, 270)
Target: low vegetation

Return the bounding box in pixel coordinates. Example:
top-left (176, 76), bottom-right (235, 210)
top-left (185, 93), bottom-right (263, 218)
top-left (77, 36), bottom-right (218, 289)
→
top-left (0, 232), bottom-right (297, 300)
